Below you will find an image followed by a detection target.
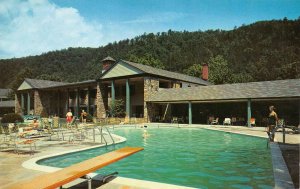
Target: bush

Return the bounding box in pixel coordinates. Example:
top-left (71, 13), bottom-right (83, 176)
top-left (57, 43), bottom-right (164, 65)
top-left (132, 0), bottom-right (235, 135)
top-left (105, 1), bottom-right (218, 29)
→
top-left (1, 113), bottom-right (24, 123)
top-left (109, 99), bottom-right (125, 118)
top-left (86, 113), bottom-right (93, 122)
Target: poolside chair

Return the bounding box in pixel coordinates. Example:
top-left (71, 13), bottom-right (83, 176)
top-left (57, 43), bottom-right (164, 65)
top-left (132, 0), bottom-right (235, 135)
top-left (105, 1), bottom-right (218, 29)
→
top-left (211, 117), bottom-right (219, 125)
top-left (48, 117), bottom-right (65, 141)
top-left (1, 132), bottom-right (37, 155)
top-left (171, 117), bottom-right (178, 124)
top-left (223, 118), bottom-right (231, 125)
top-left (231, 117), bottom-right (237, 125)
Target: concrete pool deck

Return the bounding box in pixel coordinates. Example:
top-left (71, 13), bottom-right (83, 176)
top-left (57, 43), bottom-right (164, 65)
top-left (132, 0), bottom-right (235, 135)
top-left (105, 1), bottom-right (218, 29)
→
top-left (0, 125), bottom-right (299, 188)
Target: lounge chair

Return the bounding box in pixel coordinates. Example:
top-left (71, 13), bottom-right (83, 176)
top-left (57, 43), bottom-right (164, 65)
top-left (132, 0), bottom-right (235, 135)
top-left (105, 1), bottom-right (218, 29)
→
top-left (211, 118), bottom-right (219, 125)
top-left (1, 132), bottom-right (37, 155)
top-left (223, 118), bottom-right (231, 125)
top-left (48, 117), bottom-right (65, 141)
top-left (171, 117), bottom-right (178, 124)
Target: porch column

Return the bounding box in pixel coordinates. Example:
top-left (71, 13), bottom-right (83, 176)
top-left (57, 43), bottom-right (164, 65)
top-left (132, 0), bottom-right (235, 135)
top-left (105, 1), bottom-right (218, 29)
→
top-left (76, 89), bottom-right (79, 117)
top-left (188, 101), bottom-right (192, 124)
top-left (87, 89), bottom-right (90, 114)
top-left (126, 79), bottom-right (131, 119)
top-left (247, 99), bottom-right (251, 127)
top-left (57, 91), bottom-right (60, 116)
top-left (27, 92), bottom-right (30, 115)
top-left (21, 93), bottom-right (25, 114)
top-left (66, 89), bottom-right (69, 112)
top-left (111, 81), bottom-right (115, 116)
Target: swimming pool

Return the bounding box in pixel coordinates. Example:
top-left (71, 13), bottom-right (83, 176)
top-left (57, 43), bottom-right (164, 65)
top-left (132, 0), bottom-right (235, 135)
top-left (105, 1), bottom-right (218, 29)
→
top-left (38, 128), bottom-right (274, 188)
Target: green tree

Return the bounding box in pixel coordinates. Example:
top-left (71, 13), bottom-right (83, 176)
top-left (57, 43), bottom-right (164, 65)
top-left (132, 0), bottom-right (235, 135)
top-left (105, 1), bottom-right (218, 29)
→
top-left (9, 68), bottom-right (34, 92)
top-left (109, 99), bottom-right (125, 118)
top-left (128, 54), bottom-right (165, 69)
top-left (183, 64), bottom-right (203, 77)
top-left (36, 74), bottom-right (62, 81)
top-left (208, 55), bottom-right (233, 84)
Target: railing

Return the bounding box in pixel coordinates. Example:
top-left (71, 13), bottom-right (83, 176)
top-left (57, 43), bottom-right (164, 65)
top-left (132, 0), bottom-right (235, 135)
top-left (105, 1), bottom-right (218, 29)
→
top-left (95, 125), bottom-right (115, 147)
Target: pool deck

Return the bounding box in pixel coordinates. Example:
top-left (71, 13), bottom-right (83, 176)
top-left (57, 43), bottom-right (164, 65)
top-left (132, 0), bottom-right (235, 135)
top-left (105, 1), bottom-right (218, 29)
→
top-left (0, 124), bottom-right (299, 189)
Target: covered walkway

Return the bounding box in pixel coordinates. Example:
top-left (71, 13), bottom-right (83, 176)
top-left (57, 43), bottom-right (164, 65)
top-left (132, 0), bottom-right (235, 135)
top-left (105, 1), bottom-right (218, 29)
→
top-left (148, 79), bottom-right (300, 127)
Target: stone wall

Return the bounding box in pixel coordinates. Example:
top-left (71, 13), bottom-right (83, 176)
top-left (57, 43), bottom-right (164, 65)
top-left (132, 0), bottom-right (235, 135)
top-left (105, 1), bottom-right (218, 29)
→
top-left (15, 94), bottom-right (22, 114)
top-left (96, 82), bottom-right (108, 119)
top-left (143, 77), bottom-right (159, 122)
top-left (34, 90), bottom-right (43, 116)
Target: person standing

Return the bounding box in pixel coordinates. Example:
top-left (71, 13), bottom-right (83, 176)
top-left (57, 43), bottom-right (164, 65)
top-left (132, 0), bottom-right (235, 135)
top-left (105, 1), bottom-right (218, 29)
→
top-left (81, 109), bottom-right (87, 124)
top-left (267, 105), bottom-right (278, 142)
top-left (66, 109), bottom-right (73, 125)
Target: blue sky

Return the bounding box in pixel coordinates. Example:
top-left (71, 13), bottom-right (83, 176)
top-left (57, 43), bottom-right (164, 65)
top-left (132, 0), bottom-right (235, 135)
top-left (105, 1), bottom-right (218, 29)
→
top-left (0, 0), bottom-right (299, 59)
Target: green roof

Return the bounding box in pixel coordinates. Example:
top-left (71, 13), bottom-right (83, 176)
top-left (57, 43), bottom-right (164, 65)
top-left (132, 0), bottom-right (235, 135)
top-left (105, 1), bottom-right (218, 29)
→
top-left (148, 79), bottom-right (300, 102)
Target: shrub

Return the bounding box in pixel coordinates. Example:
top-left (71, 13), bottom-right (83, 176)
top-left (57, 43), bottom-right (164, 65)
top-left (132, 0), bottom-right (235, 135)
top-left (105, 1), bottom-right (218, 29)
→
top-left (1, 113), bottom-right (24, 123)
top-left (86, 113), bottom-right (93, 122)
top-left (108, 99), bottom-right (125, 118)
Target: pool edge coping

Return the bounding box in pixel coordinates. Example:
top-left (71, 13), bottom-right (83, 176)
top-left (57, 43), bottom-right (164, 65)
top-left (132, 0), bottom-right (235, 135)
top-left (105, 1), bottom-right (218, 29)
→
top-left (270, 142), bottom-right (295, 189)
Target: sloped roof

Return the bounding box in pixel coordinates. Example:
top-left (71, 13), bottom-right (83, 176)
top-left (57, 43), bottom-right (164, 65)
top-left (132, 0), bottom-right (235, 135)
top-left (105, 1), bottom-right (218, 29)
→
top-left (0, 89), bottom-right (12, 98)
top-left (0, 100), bottom-right (15, 108)
top-left (24, 78), bottom-right (68, 89)
top-left (120, 60), bottom-right (210, 85)
top-left (148, 79), bottom-right (300, 102)
top-left (102, 56), bottom-right (116, 62)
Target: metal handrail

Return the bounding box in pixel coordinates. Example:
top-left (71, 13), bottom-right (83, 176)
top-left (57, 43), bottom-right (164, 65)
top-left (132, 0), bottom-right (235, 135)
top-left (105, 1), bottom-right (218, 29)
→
top-left (104, 126), bottom-right (115, 145)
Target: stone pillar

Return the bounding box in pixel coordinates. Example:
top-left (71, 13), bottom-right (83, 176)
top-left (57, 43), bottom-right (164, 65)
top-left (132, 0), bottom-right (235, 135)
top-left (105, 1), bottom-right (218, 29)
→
top-left (74, 89), bottom-right (80, 117)
top-left (21, 93), bottom-right (25, 113)
top-left (247, 99), bottom-right (251, 127)
top-left (144, 77), bottom-right (159, 122)
top-left (34, 90), bottom-right (44, 116)
top-left (125, 79), bottom-right (131, 120)
top-left (87, 88), bottom-right (90, 114)
top-left (188, 101), bottom-right (192, 124)
top-left (96, 82), bottom-right (108, 119)
top-left (15, 94), bottom-right (22, 114)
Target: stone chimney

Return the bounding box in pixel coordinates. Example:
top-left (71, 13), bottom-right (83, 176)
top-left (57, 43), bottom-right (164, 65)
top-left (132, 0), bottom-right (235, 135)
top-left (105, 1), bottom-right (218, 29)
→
top-left (202, 64), bottom-right (208, 80)
top-left (102, 56), bottom-right (116, 73)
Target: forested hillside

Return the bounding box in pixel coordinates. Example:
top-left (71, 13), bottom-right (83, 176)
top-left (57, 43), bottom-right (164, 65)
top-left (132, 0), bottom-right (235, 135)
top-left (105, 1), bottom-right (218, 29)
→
top-left (0, 18), bottom-right (299, 91)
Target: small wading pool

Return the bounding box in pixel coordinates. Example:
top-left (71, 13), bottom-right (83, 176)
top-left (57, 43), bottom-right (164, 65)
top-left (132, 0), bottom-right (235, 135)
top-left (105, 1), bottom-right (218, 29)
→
top-left (38, 128), bottom-right (274, 188)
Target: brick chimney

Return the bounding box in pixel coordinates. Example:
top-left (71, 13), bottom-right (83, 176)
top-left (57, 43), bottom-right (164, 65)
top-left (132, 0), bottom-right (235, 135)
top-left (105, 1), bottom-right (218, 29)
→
top-left (102, 56), bottom-right (116, 73)
top-left (202, 64), bottom-right (208, 80)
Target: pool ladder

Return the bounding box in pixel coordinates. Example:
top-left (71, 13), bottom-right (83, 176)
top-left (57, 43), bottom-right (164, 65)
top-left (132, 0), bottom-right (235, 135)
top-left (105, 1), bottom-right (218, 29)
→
top-left (95, 125), bottom-right (115, 147)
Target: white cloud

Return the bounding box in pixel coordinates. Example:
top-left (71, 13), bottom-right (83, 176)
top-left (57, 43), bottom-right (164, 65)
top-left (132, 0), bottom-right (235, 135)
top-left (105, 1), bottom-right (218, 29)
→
top-left (0, 0), bottom-right (103, 59)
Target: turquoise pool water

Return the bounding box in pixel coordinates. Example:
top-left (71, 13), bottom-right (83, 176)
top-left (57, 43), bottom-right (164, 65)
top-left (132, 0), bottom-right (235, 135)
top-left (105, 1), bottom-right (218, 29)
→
top-left (38, 128), bottom-right (274, 188)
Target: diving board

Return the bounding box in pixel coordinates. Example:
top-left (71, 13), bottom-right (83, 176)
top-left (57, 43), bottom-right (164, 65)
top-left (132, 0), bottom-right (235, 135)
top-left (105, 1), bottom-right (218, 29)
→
top-left (5, 146), bottom-right (143, 189)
